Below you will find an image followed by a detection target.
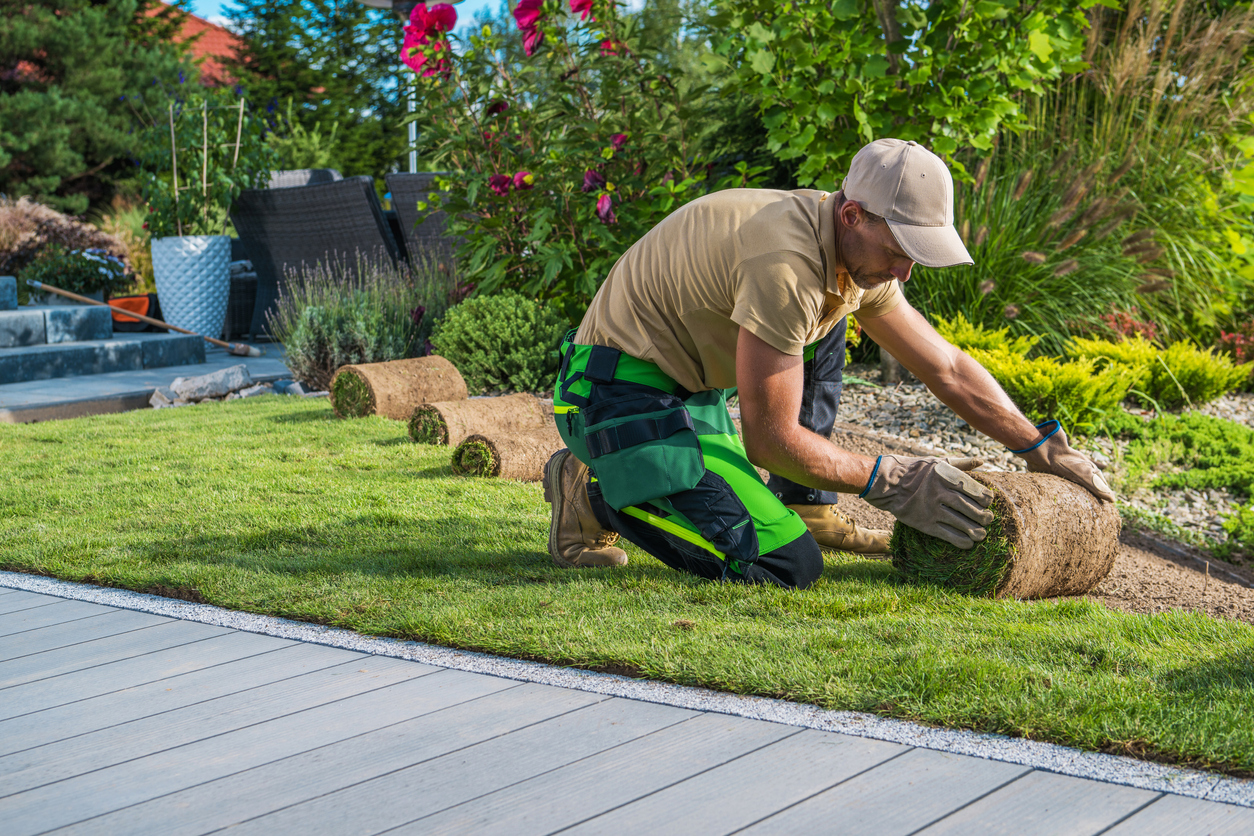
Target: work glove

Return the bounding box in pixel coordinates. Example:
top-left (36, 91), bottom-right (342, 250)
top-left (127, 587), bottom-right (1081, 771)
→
top-left (859, 455), bottom-right (994, 549)
top-left (1010, 420), bottom-right (1115, 503)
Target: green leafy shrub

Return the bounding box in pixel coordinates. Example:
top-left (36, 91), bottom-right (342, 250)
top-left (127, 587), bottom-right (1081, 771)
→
top-left (1220, 503), bottom-right (1254, 562)
top-left (967, 349), bottom-right (1136, 434)
top-left (933, 312), bottom-right (1038, 356)
top-left (18, 244), bottom-right (132, 298)
top-left (1109, 411), bottom-right (1254, 498)
top-left (1069, 336), bottom-right (1251, 409)
top-left (429, 292), bottom-right (568, 394)
top-left (267, 252), bottom-right (456, 391)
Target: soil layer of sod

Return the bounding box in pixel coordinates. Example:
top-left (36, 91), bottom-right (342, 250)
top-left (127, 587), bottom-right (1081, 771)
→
top-left (4, 397), bottom-right (1253, 776)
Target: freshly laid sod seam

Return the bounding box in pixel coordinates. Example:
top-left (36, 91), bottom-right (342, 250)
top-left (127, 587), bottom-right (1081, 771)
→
top-left (2, 396), bottom-right (1252, 775)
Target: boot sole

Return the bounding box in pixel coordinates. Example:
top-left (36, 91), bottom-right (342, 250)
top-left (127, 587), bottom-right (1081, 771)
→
top-left (542, 450), bottom-right (576, 568)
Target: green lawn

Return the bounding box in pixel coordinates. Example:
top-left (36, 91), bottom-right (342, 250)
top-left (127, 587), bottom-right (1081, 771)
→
top-left (3, 396), bottom-right (1253, 775)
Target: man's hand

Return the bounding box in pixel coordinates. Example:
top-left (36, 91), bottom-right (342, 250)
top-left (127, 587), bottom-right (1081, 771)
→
top-left (861, 455), bottom-right (994, 549)
top-left (1014, 421), bottom-right (1115, 503)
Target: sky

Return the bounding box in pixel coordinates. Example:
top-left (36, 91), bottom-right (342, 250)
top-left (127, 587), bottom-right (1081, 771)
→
top-left (187, 0), bottom-right (501, 29)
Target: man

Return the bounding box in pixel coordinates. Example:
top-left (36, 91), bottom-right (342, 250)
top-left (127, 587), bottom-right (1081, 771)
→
top-left (543, 138), bottom-right (1113, 589)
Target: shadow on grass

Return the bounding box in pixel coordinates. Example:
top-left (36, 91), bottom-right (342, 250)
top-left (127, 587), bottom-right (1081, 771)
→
top-left (1163, 650), bottom-right (1254, 693)
top-left (266, 407), bottom-right (340, 425)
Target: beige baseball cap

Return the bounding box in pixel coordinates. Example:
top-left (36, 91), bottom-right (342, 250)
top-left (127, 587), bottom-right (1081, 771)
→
top-left (842, 138), bottom-right (973, 268)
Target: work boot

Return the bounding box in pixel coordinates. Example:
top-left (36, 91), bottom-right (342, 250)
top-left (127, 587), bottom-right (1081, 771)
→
top-left (787, 504), bottom-right (891, 555)
top-left (542, 449), bottom-right (628, 568)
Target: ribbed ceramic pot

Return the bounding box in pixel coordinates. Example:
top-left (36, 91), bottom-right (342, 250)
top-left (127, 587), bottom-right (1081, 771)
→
top-left (151, 235), bottom-right (230, 337)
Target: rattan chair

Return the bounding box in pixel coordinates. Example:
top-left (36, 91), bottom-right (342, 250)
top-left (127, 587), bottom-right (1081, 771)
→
top-left (385, 172), bottom-right (460, 268)
top-left (230, 176), bottom-right (401, 338)
top-left (267, 168), bottom-right (343, 189)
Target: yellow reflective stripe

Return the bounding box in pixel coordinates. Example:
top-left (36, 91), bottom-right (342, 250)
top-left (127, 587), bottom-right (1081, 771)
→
top-left (553, 405), bottom-right (578, 414)
top-left (620, 506), bottom-right (724, 559)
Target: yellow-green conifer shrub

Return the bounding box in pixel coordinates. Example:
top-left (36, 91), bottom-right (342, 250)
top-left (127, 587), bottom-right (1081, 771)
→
top-left (967, 349), bottom-right (1137, 431)
top-left (1070, 336), bottom-right (1252, 409)
top-left (933, 312), bottom-right (1039, 356)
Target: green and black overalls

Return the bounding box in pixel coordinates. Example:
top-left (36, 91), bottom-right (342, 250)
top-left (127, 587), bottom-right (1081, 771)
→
top-left (553, 321), bottom-right (848, 589)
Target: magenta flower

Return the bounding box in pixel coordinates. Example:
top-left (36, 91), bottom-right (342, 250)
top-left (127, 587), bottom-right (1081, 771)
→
top-left (581, 169), bottom-right (606, 193)
top-left (596, 193), bottom-right (616, 224)
top-left (513, 0), bottom-right (543, 30)
top-left (401, 4), bottom-right (455, 77)
top-left (522, 26), bottom-right (545, 55)
top-left (570, 0), bottom-right (594, 20)
top-left (488, 174), bottom-right (513, 196)
top-left (610, 133), bottom-right (627, 151)
top-left (600, 38), bottom-right (624, 56)
top-left (411, 2), bottom-right (457, 34)
top-left (487, 100), bottom-right (510, 116)
top-left (513, 171), bottom-right (535, 190)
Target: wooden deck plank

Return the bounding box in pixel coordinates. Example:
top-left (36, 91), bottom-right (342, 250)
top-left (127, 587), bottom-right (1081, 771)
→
top-left (555, 728), bottom-right (908, 836)
top-left (0, 650), bottom-right (415, 800)
top-left (0, 600), bottom-right (120, 639)
top-left (1, 666), bottom-right (501, 835)
top-left (0, 591), bottom-right (66, 615)
top-left (217, 697), bottom-right (698, 836)
top-left (916, 770), bottom-right (1158, 835)
top-left (409, 711), bottom-right (808, 836)
top-left (742, 747), bottom-right (1031, 835)
top-left (56, 682), bottom-right (607, 836)
top-left (0, 608), bottom-right (170, 660)
top-left (1104, 793), bottom-right (1254, 835)
top-left (0, 642), bottom-right (344, 757)
top-left (0, 619), bottom-right (228, 690)
top-left (0, 628), bottom-right (291, 721)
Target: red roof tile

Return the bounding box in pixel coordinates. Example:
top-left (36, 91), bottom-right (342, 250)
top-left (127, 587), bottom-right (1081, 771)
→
top-left (146, 3), bottom-right (243, 86)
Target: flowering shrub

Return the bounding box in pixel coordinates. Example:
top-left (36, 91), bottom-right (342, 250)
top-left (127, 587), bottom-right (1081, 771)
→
top-left (1218, 321), bottom-right (1254, 365)
top-left (1100, 307), bottom-right (1160, 344)
top-left (18, 244), bottom-right (132, 298)
top-left (402, 0), bottom-right (766, 318)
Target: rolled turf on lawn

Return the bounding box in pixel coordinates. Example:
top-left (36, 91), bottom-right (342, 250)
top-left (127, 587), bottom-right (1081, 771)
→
top-left (3, 396), bottom-right (1252, 776)
top-left (331, 356), bottom-right (468, 420)
top-left (450, 426), bottom-right (565, 480)
top-left (410, 393), bottom-right (550, 446)
top-left (891, 472), bottom-right (1121, 598)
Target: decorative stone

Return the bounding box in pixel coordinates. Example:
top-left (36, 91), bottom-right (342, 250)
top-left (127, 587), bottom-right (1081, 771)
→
top-left (43, 305), bottom-right (112, 343)
top-left (140, 334), bottom-right (204, 369)
top-left (170, 363), bottom-right (253, 401)
top-left (0, 309), bottom-right (47, 348)
top-left (0, 277), bottom-right (16, 311)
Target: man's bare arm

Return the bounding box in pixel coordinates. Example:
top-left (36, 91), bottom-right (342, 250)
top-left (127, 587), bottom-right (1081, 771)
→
top-left (857, 300), bottom-right (1043, 450)
top-left (736, 327), bottom-right (877, 493)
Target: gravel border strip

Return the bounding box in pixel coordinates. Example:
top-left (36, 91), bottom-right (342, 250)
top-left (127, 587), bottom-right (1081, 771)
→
top-left (4, 570), bottom-right (1251, 808)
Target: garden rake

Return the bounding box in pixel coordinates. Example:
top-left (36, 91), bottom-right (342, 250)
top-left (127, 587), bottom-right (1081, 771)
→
top-left (27, 281), bottom-right (263, 357)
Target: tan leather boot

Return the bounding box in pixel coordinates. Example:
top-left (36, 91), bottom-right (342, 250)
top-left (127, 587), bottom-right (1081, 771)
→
top-left (542, 450), bottom-right (628, 568)
top-left (787, 504), bottom-right (891, 555)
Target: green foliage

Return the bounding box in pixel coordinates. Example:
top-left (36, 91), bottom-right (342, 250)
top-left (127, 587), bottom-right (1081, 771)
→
top-left (268, 253), bottom-right (457, 391)
top-left (429, 292), bottom-right (568, 394)
top-left (707, 0), bottom-right (1096, 189)
top-left (1069, 336), bottom-right (1252, 409)
top-left (933, 312), bottom-right (1039, 356)
top-left (132, 87), bottom-right (277, 239)
top-left (226, 0), bottom-right (409, 187)
top-left (412, 0), bottom-right (768, 316)
top-left (1220, 503), bottom-right (1254, 562)
top-left (890, 508), bottom-right (1014, 598)
top-left (0, 0), bottom-right (192, 214)
top-left (17, 244), bottom-right (132, 298)
top-left (1109, 411), bottom-right (1254, 498)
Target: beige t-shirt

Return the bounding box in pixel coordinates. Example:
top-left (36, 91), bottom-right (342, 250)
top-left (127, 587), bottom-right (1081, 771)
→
top-left (576, 188), bottom-right (903, 392)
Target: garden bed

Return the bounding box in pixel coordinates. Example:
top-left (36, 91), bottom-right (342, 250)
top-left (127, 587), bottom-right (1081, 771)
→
top-left (3, 395), bottom-right (1253, 776)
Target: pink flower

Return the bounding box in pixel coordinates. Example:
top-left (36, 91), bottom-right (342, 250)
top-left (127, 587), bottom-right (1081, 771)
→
top-left (513, 0), bottom-right (543, 30)
top-left (596, 193), bottom-right (616, 224)
top-left (581, 169), bottom-right (605, 192)
top-left (570, 0), bottom-right (594, 20)
top-left (600, 38), bottom-right (624, 56)
top-left (522, 26), bottom-right (545, 56)
top-left (610, 133), bottom-right (627, 151)
top-left (487, 100), bottom-right (510, 116)
top-left (401, 7), bottom-right (454, 77)
top-left (488, 174), bottom-right (513, 196)
top-left (411, 2), bottom-right (457, 34)
top-left (513, 171), bottom-right (535, 190)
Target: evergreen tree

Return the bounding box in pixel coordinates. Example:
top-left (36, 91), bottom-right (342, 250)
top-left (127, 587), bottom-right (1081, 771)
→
top-left (0, 0), bottom-right (194, 213)
top-left (227, 0), bottom-right (409, 184)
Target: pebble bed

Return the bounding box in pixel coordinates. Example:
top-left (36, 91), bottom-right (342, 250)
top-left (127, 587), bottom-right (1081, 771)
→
top-left (837, 365), bottom-right (1254, 550)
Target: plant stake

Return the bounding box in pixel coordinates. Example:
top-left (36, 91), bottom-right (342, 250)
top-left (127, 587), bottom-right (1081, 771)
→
top-left (168, 102), bottom-right (183, 237)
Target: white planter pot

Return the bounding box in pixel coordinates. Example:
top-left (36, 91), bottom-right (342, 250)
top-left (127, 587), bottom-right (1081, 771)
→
top-left (151, 235), bottom-right (231, 338)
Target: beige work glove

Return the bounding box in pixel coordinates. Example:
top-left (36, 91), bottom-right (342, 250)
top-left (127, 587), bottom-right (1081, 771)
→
top-left (1011, 420), bottom-right (1115, 503)
top-left (860, 455), bottom-right (994, 549)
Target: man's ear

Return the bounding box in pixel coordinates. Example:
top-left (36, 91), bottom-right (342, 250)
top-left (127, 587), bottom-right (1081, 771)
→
top-left (838, 199), bottom-right (862, 228)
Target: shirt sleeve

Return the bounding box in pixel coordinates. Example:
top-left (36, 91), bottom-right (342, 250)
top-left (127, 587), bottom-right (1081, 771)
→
top-left (856, 279), bottom-right (904, 318)
top-left (729, 252), bottom-right (826, 355)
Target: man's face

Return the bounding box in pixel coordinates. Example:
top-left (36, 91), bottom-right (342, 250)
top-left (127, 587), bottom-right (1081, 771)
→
top-left (839, 204), bottom-right (916, 291)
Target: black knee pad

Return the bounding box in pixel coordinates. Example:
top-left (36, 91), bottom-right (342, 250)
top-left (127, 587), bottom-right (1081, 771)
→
top-left (761, 534), bottom-right (824, 590)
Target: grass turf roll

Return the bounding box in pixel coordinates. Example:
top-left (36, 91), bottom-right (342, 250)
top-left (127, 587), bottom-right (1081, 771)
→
top-left (330, 356), bottom-right (468, 420)
top-left (450, 426), bottom-right (565, 481)
top-left (409, 393), bottom-right (550, 446)
top-left (890, 471), bottom-right (1120, 599)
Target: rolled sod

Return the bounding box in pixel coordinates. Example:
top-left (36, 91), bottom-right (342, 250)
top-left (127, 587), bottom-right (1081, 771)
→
top-left (409, 393), bottom-right (551, 446)
top-left (890, 471), bottom-right (1120, 599)
top-left (450, 426), bottom-right (566, 481)
top-left (330, 356), bottom-right (468, 420)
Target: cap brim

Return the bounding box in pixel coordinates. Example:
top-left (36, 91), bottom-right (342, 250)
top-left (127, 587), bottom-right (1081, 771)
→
top-left (886, 220), bottom-right (973, 269)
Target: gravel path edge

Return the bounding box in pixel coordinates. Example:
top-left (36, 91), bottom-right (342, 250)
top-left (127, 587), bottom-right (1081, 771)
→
top-left (3, 569), bottom-right (1251, 808)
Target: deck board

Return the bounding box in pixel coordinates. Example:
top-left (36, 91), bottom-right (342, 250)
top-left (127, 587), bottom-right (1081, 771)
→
top-left (0, 600), bottom-right (119, 639)
top-left (0, 591), bottom-right (66, 615)
top-left (1104, 793), bottom-right (1254, 835)
top-left (0, 608), bottom-right (169, 659)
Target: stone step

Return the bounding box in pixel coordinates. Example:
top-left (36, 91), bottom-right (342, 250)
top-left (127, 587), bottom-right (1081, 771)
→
top-left (0, 305), bottom-right (113, 348)
top-left (0, 333), bottom-right (205, 385)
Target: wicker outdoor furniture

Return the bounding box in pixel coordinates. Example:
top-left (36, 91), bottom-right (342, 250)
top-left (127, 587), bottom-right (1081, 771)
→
top-left (385, 172), bottom-right (459, 268)
top-left (267, 168), bottom-right (344, 189)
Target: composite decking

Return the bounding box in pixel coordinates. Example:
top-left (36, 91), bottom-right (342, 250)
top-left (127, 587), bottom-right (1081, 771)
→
top-left (1, 587), bottom-right (1250, 835)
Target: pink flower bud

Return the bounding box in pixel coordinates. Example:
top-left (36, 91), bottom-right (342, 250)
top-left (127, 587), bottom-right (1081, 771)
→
top-left (513, 171), bottom-right (535, 190)
top-left (488, 174), bottom-right (513, 196)
top-left (581, 169), bottom-right (605, 193)
top-left (487, 100), bottom-right (510, 116)
top-left (596, 193), bottom-right (616, 224)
